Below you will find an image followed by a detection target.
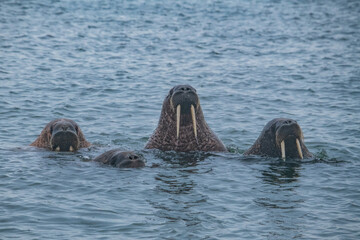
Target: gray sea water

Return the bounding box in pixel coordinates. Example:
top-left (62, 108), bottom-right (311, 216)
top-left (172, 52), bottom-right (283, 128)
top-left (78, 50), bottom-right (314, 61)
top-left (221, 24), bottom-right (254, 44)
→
top-left (1, 0), bottom-right (360, 239)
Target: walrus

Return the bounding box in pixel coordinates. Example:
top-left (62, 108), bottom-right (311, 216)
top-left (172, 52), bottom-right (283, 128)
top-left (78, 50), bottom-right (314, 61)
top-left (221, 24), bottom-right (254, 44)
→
top-left (93, 149), bottom-right (145, 168)
top-left (145, 85), bottom-right (227, 152)
top-left (30, 118), bottom-right (90, 152)
top-left (244, 118), bottom-right (313, 160)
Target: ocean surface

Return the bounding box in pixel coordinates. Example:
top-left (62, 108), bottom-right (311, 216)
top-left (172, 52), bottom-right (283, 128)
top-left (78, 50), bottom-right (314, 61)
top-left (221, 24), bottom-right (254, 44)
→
top-left (1, 0), bottom-right (360, 239)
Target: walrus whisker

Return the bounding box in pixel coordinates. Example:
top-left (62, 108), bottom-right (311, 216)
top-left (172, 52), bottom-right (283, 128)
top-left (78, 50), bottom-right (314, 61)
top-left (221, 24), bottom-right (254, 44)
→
top-left (296, 138), bottom-right (303, 159)
top-left (176, 104), bottom-right (181, 139)
top-left (191, 104), bottom-right (197, 140)
top-left (281, 140), bottom-right (285, 161)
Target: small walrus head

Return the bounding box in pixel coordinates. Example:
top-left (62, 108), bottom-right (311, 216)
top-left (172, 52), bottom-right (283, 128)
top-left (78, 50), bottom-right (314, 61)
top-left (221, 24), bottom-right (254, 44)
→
top-left (31, 118), bottom-right (90, 152)
top-left (50, 119), bottom-right (80, 152)
top-left (274, 119), bottom-right (305, 160)
top-left (94, 149), bottom-right (145, 168)
top-left (245, 118), bottom-right (312, 160)
top-left (145, 85), bottom-right (227, 152)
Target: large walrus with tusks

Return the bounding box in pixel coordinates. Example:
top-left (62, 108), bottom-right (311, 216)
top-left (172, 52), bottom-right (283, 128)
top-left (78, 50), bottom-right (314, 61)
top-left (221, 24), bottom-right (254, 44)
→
top-left (145, 85), bottom-right (227, 152)
top-left (30, 118), bottom-right (90, 152)
top-left (244, 118), bottom-right (313, 160)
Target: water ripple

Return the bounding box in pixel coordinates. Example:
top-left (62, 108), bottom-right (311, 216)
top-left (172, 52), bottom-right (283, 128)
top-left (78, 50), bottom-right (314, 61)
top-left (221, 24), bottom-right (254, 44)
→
top-left (1, 0), bottom-right (360, 239)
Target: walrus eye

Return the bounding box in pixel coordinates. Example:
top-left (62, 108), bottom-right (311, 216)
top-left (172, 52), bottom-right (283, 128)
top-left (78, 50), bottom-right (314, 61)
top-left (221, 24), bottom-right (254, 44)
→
top-left (75, 125), bottom-right (79, 134)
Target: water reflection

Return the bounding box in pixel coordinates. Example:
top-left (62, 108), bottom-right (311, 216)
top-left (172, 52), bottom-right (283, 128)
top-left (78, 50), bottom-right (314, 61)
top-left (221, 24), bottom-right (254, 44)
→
top-left (260, 161), bottom-right (301, 186)
top-left (255, 160), bottom-right (306, 239)
top-left (154, 151), bottom-right (212, 168)
top-left (147, 152), bottom-right (214, 236)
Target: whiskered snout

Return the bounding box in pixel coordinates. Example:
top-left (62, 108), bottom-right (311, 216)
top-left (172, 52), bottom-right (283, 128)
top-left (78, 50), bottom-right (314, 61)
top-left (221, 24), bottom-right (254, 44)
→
top-left (275, 121), bottom-right (304, 160)
top-left (170, 85), bottom-right (199, 140)
top-left (50, 130), bottom-right (79, 152)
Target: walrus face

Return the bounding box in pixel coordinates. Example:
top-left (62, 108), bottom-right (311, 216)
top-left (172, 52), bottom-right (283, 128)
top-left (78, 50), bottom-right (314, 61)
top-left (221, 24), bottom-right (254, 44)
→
top-left (107, 151), bottom-right (145, 168)
top-left (274, 119), bottom-right (304, 160)
top-left (50, 120), bottom-right (80, 152)
top-left (145, 84), bottom-right (227, 152)
top-left (168, 85), bottom-right (200, 139)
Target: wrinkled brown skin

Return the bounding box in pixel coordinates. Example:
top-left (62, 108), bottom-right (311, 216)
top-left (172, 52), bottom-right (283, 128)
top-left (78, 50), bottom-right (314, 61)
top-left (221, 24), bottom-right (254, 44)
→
top-left (145, 85), bottom-right (227, 152)
top-left (244, 118), bottom-right (313, 159)
top-left (94, 149), bottom-right (145, 168)
top-left (30, 118), bottom-right (90, 151)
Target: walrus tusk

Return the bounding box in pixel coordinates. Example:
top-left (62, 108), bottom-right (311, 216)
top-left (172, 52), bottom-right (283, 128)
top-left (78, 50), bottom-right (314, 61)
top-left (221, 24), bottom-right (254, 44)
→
top-left (176, 105), bottom-right (181, 139)
top-left (191, 104), bottom-right (197, 139)
top-left (69, 146), bottom-right (74, 152)
top-left (296, 138), bottom-right (303, 159)
top-left (281, 140), bottom-right (285, 161)
top-left (55, 146), bottom-right (60, 152)
top-left (170, 97), bottom-right (174, 110)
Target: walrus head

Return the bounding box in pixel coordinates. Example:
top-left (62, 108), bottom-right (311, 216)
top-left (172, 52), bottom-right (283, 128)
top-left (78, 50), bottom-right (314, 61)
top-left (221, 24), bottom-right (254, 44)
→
top-left (30, 118), bottom-right (90, 152)
top-left (145, 85), bottom-right (227, 152)
top-left (94, 149), bottom-right (145, 168)
top-left (274, 119), bottom-right (305, 160)
top-left (169, 85), bottom-right (200, 140)
top-left (245, 118), bottom-right (312, 160)
top-left (50, 119), bottom-right (80, 152)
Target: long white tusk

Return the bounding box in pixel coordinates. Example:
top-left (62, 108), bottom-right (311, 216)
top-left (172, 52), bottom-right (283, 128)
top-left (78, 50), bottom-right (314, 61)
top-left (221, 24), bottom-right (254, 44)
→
top-left (296, 138), bottom-right (303, 159)
top-left (55, 146), bottom-right (60, 152)
top-left (281, 140), bottom-right (285, 161)
top-left (69, 146), bottom-right (74, 152)
top-left (191, 105), bottom-right (197, 139)
top-left (176, 105), bottom-right (181, 139)
top-left (170, 97), bottom-right (174, 110)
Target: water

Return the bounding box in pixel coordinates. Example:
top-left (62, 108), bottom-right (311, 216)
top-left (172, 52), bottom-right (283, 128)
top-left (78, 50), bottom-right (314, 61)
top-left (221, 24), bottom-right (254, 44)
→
top-left (1, 0), bottom-right (360, 239)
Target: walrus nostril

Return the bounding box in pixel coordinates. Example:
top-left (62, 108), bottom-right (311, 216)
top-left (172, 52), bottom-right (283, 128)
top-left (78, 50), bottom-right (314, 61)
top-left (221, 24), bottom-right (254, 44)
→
top-left (179, 87), bottom-right (192, 92)
top-left (129, 155), bottom-right (139, 160)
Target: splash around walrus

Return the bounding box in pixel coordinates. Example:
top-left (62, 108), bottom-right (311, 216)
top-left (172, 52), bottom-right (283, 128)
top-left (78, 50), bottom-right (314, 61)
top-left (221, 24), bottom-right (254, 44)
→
top-left (145, 85), bottom-right (227, 152)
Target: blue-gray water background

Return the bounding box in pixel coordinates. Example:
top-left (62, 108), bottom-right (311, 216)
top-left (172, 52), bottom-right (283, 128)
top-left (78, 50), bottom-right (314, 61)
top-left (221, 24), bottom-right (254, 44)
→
top-left (1, 0), bottom-right (360, 239)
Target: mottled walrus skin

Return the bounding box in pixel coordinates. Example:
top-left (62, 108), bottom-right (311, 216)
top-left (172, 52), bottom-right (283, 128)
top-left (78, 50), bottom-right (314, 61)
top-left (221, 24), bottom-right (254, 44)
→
top-left (93, 149), bottom-right (145, 168)
top-left (145, 85), bottom-right (227, 152)
top-left (244, 118), bottom-right (312, 159)
top-left (30, 118), bottom-right (90, 152)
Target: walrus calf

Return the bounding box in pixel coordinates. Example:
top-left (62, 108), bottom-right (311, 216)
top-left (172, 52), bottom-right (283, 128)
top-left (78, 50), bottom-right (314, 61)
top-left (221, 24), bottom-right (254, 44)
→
top-left (244, 118), bottom-right (313, 160)
top-left (30, 118), bottom-right (90, 152)
top-left (94, 149), bottom-right (145, 168)
top-left (145, 85), bottom-right (227, 152)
